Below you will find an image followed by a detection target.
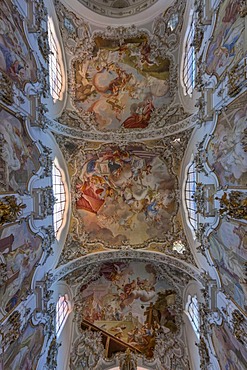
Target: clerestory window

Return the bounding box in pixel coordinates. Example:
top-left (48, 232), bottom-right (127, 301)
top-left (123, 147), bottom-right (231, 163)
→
top-left (187, 295), bottom-right (200, 335)
top-left (52, 163), bottom-right (66, 235)
top-left (56, 295), bottom-right (70, 336)
top-left (183, 16), bottom-right (196, 96)
top-left (48, 21), bottom-right (62, 101)
top-left (185, 161), bottom-right (197, 230)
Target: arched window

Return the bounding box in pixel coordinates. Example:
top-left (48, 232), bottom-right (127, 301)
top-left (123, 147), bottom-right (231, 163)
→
top-left (56, 295), bottom-right (70, 335)
top-left (48, 20), bottom-right (62, 101)
top-left (52, 163), bottom-right (66, 235)
top-left (185, 161), bottom-right (197, 230)
top-left (183, 16), bottom-right (196, 96)
top-left (187, 295), bottom-right (200, 335)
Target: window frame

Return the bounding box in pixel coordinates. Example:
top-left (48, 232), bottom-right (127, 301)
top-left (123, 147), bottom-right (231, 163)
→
top-left (52, 163), bottom-right (66, 236)
top-left (187, 295), bottom-right (200, 336)
top-left (56, 294), bottom-right (70, 336)
top-left (48, 20), bottom-right (62, 101)
top-left (182, 15), bottom-right (196, 96)
top-left (185, 161), bottom-right (197, 231)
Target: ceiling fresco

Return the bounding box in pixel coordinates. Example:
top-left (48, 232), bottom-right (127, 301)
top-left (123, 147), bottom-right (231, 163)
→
top-left (78, 262), bottom-right (179, 358)
top-left (73, 143), bottom-right (177, 246)
top-left (72, 34), bottom-right (171, 131)
top-left (0, 107), bottom-right (40, 193)
top-left (3, 322), bottom-right (44, 369)
top-left (212, 322), bottom-right (247, 370)
top-left (0, 221), bottom-right (43, 314)
top-left (55, 0), bottom-right (188, 136)
top-left (69, 259), bottom-right (189, 368)
top-left (55, 129), bottom-right (195, 264)
top-left (1, 0), bottom-right (247, 369)
top-left (209, 219), bottom-right (247, 311)
top-left (0, 0), bottom-right (37, 88)
top-left (207, 91), bottom-right (247, 188)
top-left (205, 0), bottom-right (245, 79)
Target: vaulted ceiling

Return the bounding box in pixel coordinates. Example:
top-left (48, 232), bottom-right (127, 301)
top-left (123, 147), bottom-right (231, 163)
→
top-left (50, 0), bottom-right (200, 367)
top-left (1, 0), bottom-right (247, 369)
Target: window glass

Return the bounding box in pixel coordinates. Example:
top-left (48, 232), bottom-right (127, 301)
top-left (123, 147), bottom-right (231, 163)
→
top-left (168, 13), bottom-right (179, 31)
top-left (187, 295), bottom-right (200, 334)
top-left (56, 295), bottom-right (69, 335)
top-left (185, 162), bottom-right (197, 230)
top-left (48, 21), bottom-right (62, 101)
top-left (52, 163), bottom-right (66, 235)
top-left (183, 17), bottom-right (195, 96)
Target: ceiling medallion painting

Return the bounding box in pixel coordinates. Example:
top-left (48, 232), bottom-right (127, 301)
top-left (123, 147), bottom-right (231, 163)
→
top-left (72, 143), bottom-right (178, 247)
top-left (207, 91), bottom-right (247, 187)
top-left (76, 261), bottom-right (181, 360)
top-left (0, 107), bottom-right (40, 193)
top-left (72, 33), bottom-right (173, 131)
top-left (0, 0), bottom-right (37, 88)
top-left (77, 0), bottom-right (159, 18)
top-left (55, 0), bottom-right (187, 134)
top-left (205, 0), bottom-right (245, 80)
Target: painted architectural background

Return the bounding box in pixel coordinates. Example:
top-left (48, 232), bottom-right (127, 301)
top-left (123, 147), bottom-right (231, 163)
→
top-left (79, 262), bottom-right (179, 358)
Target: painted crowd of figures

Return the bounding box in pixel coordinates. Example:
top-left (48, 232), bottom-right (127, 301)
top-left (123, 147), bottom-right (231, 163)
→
top-left (75, 146), bottom-right (176, 246)
top-left (74, 35), bottom-right (171, 131)
top-left (80, 262), bottom-right (177, 358)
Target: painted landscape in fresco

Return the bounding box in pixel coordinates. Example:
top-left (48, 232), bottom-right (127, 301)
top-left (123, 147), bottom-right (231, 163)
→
top-left (74, 145), bottom-right (177, 246)
top-left (209, 220), bottom-right (247, 310)
top-left (0, 0), bottom-right (37, 86)
top-left (3, 323), bottom-right (44, 369)
top-left (206, 0), bottom-right (244, 78)
top-left (0, 108), bottom-right (40, 192)
top-left (80, 262), bottom-right (178, 358)
top-left (0, 222), bottom-right (43, 314)
top-left (73, 35), bottom-right (171, 131)
top-left (207, 92), bottom-right (247, 187)
top-left (212, 323), bottom-right (247, 370)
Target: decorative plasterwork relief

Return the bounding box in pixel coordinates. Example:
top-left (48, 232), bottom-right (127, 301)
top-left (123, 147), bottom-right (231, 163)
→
top-left (56, 103), bottom-right (192, 132)
top-left (54, 0), bottom-right (91, 57)
top-left (52, 250), bottom-right (202, 286)
top-left (70, 329), bottom-right (104, 370)
top-left (56, 0), bottom-right (185, 55)
top-left (54, 0), bottom-right (191, 136)
top-left (64, 259), bottom-right (192, 290)
top-left (0, 72), bottom-right (14, 106)
top-left (152, 0), bottom-right (186, 52)
top-left (53, 120), bottom-right (193, 154)
top-left (76, 0), bottom-right (159, 19)
top-left (49, 111), bottom-right (196, 141)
